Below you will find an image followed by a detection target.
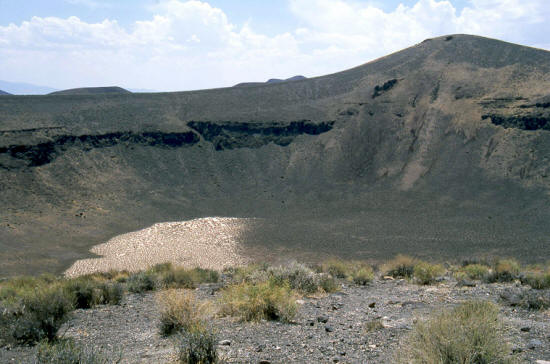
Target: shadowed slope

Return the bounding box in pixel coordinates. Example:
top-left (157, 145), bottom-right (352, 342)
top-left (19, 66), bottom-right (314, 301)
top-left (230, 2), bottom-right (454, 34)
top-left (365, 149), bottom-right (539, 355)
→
top-left (0, 90), bottom-right (10, 95)
top-left (1, 34), bottom-right (550, 276)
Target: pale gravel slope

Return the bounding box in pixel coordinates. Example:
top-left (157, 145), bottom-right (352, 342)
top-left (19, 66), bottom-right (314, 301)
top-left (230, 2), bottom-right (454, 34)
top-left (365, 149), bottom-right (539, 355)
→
top-left (65, 217), bottom-right (254, 277)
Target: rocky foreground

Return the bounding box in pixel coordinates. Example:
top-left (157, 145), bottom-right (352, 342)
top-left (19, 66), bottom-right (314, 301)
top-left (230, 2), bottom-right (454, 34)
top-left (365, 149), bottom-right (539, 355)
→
top-left (1, 275), bottom-right (549, 364)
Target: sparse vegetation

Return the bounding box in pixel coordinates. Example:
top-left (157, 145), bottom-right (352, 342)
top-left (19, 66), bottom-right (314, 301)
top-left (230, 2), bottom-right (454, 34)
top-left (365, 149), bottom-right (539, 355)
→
top-left (318, 274), bottom-right (340, 293)
top-left (36, 338), bottom-right (118, 364)
top-left (219, 279), bottom-right (297, 322)
top-left (63, 278), bottom-right (123, 309)
top-left (223, 263), bottom-right (270, 285)
top-left (127, 271), bottom-right (156, 293)
top-left (318, 259), bottom-right (374, 285)
top-left (520, 265), bottom-right (550, 289)
top-left (175, 327), bottom-right (218, 364)
top-left (455, 264), bottom-right (491, 281)
top-left (159, 265), bottom-right (219, 289)
top-left (1, 284), bottom-right (74, 344)
top-left (382, 255), bottom-right (418, 279)
top-left (364, 319), bottom-right (384, 332)
top-left (396, 301), bottom-right (516, 364)
top-left (382, 255), bottom-right (446, 284)
top-left (268, 262), bottom-right (319, 294)
top-left (157, 289), bottom-right (211, 337)
top-left (413, 262), bottom-right (445, 285)
top-left (486, 259), bottom-right (521, 283)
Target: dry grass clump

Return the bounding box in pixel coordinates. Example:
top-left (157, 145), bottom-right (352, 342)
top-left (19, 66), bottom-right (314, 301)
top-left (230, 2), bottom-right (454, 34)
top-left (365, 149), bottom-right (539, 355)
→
top-left (396, 301), bottom-right (516, 364)
top-left (268, 262), bottom-right (321, 294)
top-left (223, 263), bottom-right (270, 285)
top-left (157, 289), bottom-right (212, 337)
top-left (486, 259), bottom-right (521, 283)
top-left (520, 264), bottom-right (550, 290)
top-left (36, 338), bottom-right (119, 364)
top-left (318, 259), bottom-right (374, 285)
top-left (381, 255), bottom-right (418, 279)
top-left (413, 262), bottom-right (445, 285)
top-left (455, 264), bottom-right (491, 281)
top-left (364, 319), bottom-right (384, 333)
top-left (156, 287), bottom-right (218, 363)
top-left (175, 327), bottom-right (218, 364)
top-left (219, 279), bottom-right (297, 323)
top-left (381, 255), bottom-right (445, 284)
top-left (318, 274), bottom-right (340, 293)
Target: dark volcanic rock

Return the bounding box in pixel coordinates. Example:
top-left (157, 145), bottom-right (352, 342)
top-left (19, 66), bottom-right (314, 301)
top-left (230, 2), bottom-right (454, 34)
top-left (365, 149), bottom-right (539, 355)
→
top-left (2, 34), bottom-right (550, 276)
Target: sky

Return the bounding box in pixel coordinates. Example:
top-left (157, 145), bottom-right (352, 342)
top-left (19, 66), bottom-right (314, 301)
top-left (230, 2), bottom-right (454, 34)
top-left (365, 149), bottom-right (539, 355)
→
top-left (0, 0), bottom-right (549, 92)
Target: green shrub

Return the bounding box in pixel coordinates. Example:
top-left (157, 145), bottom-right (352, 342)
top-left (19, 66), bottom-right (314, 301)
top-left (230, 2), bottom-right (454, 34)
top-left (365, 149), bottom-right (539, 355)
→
top-left (520, 291), bottom-right (550, 310)
top-left (160, 267), bottom-right (220, 289)
top-left (396, 301), bottom-right (516, 364)
top-left (268, 262), bottom-right (319, 294)
top-left (520, 266), bottom-right (550, 289)
top-left (457, 264), bottom-right (491, 281)
top-left (176, 327), bottom-right (218, 364)
top-left (319, 274), bottom-right (339, 293)
top-left (219, 279), bottom-right (297, 323)
top-left (322, 259), bottom-right (350, 279)
top-left (0, 274), bottom-right (59, 304)
top-left (319, 259), bottom-right (374, 285)
top-left (127, 272), bottom-right (156, 293)
top-left (486, 259), bottom-right (521, 283)
top-left (157, 289), bottom-right (210, 337)
top-left (223, 264), bottom-right (269, 284)
top-left (4, 285), bottom-right (74, 344)
top-left (352, 266), bottom-right (374, 285)
top-left (36, 338), bottom-right (117, 364)
top-left (63, 278), bottom-right (100, 309)
top-left (100, 282), bottom-right (124, 305)
top-left (413, 262), bottom-right (445, 285)
top-left (382, 255), bottom-right (417, 279)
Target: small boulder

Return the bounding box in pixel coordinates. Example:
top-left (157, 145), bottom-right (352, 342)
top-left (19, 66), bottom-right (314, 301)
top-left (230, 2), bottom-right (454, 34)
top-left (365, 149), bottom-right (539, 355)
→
top-left (317, 315), bottom-right (329, 323)
top-left (219, 340), bottom-right (231, 346)
top-left (528, 339), bottom-right (542, 349)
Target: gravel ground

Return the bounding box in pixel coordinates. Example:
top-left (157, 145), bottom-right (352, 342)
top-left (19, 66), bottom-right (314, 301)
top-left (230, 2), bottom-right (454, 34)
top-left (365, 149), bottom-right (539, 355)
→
top-left (2, 278), bottom-right (549, 363)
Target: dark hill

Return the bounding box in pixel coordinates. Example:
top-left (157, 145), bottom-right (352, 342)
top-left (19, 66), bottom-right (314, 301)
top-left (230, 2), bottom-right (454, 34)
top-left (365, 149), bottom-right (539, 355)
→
top-left (49, 86), bottom-right (131, 95)
top-left (234, 75), bottom-right (307, 87)
top-left (0, 90), bottom-right (10, 95)
top-left (1, 34), bottom-right (550, 276)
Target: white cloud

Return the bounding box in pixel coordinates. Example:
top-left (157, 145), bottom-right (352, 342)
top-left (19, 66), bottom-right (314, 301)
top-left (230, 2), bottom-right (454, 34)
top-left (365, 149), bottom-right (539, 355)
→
top-left (65, 0), bottom-right (112, 9)
top-left (0, 0), bottom-right (548, 91)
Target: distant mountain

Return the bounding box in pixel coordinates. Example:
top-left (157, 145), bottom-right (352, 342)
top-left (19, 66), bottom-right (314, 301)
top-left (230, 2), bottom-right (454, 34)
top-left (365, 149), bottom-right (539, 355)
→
top-left (49, 86), bottom-right (131, 96)
top-left (0, 90), bottom-right (11, 95)
top-left (0, 80), bottom-right (58, 95)
top-left (234, 75), bottom-right (307, 87)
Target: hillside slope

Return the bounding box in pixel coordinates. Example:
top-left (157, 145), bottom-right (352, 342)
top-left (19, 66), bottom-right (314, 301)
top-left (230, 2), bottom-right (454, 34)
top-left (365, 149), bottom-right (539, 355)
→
top-left (0, 90), bottom-right (10, 95)
top-left (1, 34), bottom-right (550, 276)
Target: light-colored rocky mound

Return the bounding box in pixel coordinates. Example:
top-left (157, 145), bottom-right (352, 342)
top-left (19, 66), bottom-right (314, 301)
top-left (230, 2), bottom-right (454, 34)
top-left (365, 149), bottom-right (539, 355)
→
top-left (65, 217), bottom-right (254, 277)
